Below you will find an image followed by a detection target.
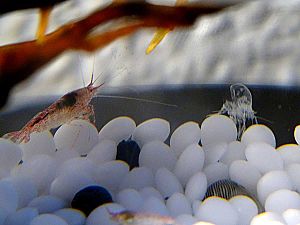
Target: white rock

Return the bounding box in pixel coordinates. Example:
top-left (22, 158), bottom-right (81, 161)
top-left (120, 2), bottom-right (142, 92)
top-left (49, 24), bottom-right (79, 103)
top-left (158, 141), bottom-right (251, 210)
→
top-left (200, 114), bottom-right (237, 147)
top-left (54, 148), bottom-right (80, 165)
top-left (54, 208), bottom-right (86, 225)
top-left (87, 140), bottom-right (117, 164)
top-left (139, 187), bottom-right (164, 202)
top-left (54, 119), bottom-right (99, 155)
top-left (7, 165), bottom-right (19, 177)
top-left (4, 207), bottom-right (38, 225)
top-left (229, 160), bottom-right (261, 195)
top-left (57, 157), bottom-right (95, 177)
top-left (229, 195), bottom-right (258, 225)
top-left (166, 193), bottom-right (192, 217)
top-left (0, 138), bottom-right (22, 176)
top-left (155, 168), bottom-right (183, 199)
top-left (192, 200), bottom-right (202, 216)
top-left (282, 209), bottom-right (300, 225)
top-left (28, 195), bottom-right (66, 214)
top-left (175, 214), bottom-right (198, 225)
top-left (173, 144), bottom-right (205, 186)
top-left (204, 162), bottom-right (229, 186)
top-left (50, 170), bottom-right (95, 201)
top-left (185, 172), bottom-right (207, 202)
top-left (0, 180), bottom-right (18, 214)
top-left (170, 121), bottom-right (201, 157)
top-left (220, 141), bottom-right (246, 165)
top-left (196, 197), bottom-right (239, 225)
top-left (286, 163), bottom-right (300, 193)
top-left (245, 142), bottom-right (283, 174)
top-left (204, 142), bottom-right (227, 166)
top-left (250, 212), bottom-right (286, 225)
top-left (139, 141), bottom-right (177, 173)
top-left (119, 167), bottom-right (154, 191)
top-left (98, 117), bottom-right (136, 143)
top-left (132, 118), bottom-right (170, 147)
top-left (0, 170), bottom-right (9, 181)
top-left (259, 222), bottom-right (286, 225)
top-left (86, 203), bottom-right (125, 225)
top-left (3, 176), bottom-right (38, 209)
top-left (116, 189), bottom-right (143, 212)
top-left (294, 125), bottom-right (300, 145)
top-left (193, 222), bottom-right (216, 225)
top-left (265, 189), bottom-right (300, 214)
top-left (0, 208), bottom-right (8, 225)
top-left (30, 214), bottom-right (68, 225)
top-left (277, 144), bottom-right (300, 167)
top-left (15, 154), bottom-right (57, 194)
top-left (20, 131), bottom-right (55, 161)
top-left (257, 170), bottom-right (294, 205)
top-left (140, 196), bottom-right (169, 216)
top-left (241, 124), bottom-right (276, 147)
top-left (94, 160), bottom-right (129, 193)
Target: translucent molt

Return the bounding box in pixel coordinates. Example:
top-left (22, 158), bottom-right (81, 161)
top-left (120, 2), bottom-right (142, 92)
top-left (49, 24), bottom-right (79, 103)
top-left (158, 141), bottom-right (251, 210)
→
top-left (219, 83), bottom-right (257, 139)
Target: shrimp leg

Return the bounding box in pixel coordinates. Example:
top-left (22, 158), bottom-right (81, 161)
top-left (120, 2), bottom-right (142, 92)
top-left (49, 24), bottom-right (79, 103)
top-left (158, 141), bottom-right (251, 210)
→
top-left (76, 105), bottom-right (95, 124)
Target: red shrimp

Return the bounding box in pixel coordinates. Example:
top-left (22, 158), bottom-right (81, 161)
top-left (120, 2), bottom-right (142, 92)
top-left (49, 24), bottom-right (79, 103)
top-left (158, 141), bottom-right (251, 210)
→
top-left (3, 74), bottom-right (104, 144)
top-left (108, 210), bottom-right (178, 225)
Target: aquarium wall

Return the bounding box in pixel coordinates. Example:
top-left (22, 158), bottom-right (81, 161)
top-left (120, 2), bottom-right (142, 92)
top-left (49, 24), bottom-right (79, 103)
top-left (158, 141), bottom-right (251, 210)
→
top-left (1, 1), bottom-right (300, 225)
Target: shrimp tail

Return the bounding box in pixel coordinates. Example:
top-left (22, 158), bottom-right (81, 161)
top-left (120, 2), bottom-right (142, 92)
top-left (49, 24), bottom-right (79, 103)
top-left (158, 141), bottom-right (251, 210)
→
top-left (2, 131), bottom-right (21, 143)
top-left (2, 131), bottom-right (28, 144)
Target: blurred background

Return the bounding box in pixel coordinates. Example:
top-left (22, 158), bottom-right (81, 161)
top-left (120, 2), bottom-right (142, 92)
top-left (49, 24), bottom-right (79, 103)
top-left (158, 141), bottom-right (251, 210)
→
top-left (1, 0), bottom-right (300, 108)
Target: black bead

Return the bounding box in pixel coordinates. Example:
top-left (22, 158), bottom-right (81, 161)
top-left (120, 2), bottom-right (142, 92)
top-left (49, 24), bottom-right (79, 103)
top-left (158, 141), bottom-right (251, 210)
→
top-left (71, 185), bottom-right (112, 216)
top-left (116, 139), bottom-right (141, 170)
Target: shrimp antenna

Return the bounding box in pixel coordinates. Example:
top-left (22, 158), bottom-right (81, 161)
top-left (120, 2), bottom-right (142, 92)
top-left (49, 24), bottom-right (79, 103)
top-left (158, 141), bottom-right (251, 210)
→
top-left (76, 54), bottom-right (85, 87)
top-left (93, 72), bottom-right (177, 107)
top-left (256, 115), bottom-right (273, 124)
top-left (96, 94), bottom-right (177, 107)
top-left (90, 72), bottom-right (94, 85)
top-left (92, 72), bottom-right (103, 86)
top-left (91, 73), bottom-right (120, 89)
top-left (90, 56), bottom-right (96, 85)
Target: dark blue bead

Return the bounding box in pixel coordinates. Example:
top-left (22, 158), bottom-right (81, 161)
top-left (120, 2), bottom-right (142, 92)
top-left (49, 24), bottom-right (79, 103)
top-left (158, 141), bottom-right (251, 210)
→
top-left (116, 139), bottom-right (141, 170)
top-left (71, 185), bottom-right (112, 216)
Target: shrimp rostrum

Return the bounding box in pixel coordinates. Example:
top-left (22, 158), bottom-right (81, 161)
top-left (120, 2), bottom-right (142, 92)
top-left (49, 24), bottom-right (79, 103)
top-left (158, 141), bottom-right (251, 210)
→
top-left (3, 75), bottom-right (104, 144)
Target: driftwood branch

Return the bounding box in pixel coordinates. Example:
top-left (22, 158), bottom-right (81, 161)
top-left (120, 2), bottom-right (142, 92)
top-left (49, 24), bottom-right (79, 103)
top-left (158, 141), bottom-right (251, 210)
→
top-left (0, 1), bottom-right (235, 109)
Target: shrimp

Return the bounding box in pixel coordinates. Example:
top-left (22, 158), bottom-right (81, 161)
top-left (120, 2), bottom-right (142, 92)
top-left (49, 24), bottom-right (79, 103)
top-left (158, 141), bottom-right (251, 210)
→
top-left (108, 210), bottom-right (178, 225)
top-left (219, 83), bottom-right (258, 138)
top-left (2, 74), bottom-right (104, 144)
